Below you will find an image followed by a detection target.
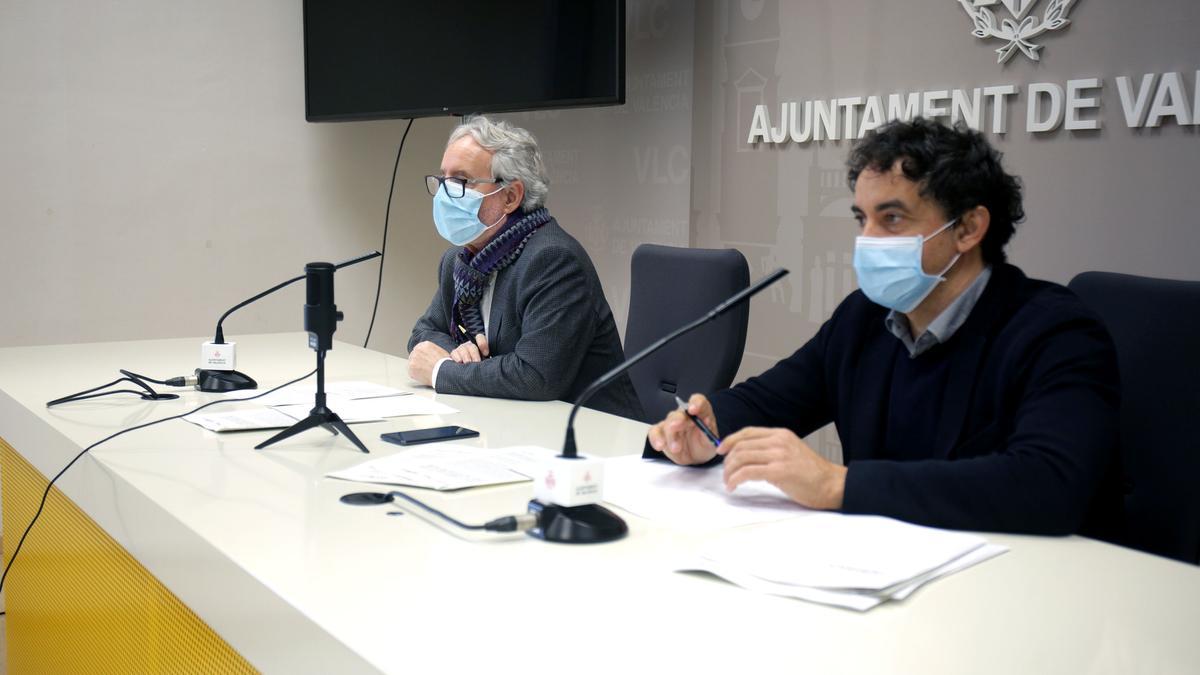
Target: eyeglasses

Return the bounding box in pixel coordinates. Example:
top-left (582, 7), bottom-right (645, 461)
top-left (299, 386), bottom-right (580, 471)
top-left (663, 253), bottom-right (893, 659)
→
top-left (425, 175), bottom-right (505, 199)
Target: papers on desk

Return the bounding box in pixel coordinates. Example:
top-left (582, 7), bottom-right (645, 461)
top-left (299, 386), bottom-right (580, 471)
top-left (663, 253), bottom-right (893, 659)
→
top-left (603, 455), bottom-right (808, 530)
top-left (183, 407), bottom-right (300, 432)
top-left (678, 514), bottom-right (1008, 611)
top-left (601, 457), bottom-right (1006, 611)
top-left (327, 444), bottom-right (556, 491)
top-left (224, 380), bottom-right (411, 407)
top-left (186, 381), bottom-right (459, 432)
top-left (273, 395), bottom-right (458, 421)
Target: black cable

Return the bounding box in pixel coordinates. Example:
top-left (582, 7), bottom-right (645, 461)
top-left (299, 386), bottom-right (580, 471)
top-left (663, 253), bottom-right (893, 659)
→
top-left (1, 368), bottom-right (317, 594)
top-left (118, 371), bottom-right (159, 396)
top-left (388, 490), bottom-right (484, 530)
top-left (47, 370), bottom-right (199, 407)
top-left (48, 389), bottom-right (156, 405)
top-left (364, 117), bottom-right (415, 349)
top-left (46, 376), bottom-right (166, 407)
top-left (120, 369), bottom-right (195, 388)
top-left (118, 369), bottom-right (172, 386)
top-left (46, 377), bottom-right (129, 406)
top-left (387, 490), bottom-right (535, 533)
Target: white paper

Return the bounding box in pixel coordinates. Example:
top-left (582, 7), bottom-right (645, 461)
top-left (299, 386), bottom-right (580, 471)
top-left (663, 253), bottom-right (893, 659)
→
top-left (349, 395), bottom-right (458, 418)
top-left (229, 380), bottom-right (411, 407)
top-left (675, 514), bottom-right (1009, 611)
top-left (682, 558), bottom-right (887, 612)
top-left (483, 445), bottom-right (559, 479)
top-left (272, 401), bottom-right (383, 424)
top-left (187, 393), bottom-right (455, 433)
top-left (184, 407), bottom-right (300, 432)
top-left (699, 514), bottom-right (987, 591)
top-left (327, 444), bottom-right (557, 491)
top-left (885, 543), bottom-right (1007, 600)
top-left (274, 395), bottom-right (457, 422)
top-left (681, 542), bottom-right (1007, 611)
top-left (602, 455), bottom-right (808, 530)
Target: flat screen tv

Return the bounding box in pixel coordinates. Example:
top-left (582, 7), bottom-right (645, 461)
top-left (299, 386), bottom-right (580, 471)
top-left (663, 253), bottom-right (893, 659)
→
top-left (303, 1), bottom-right (626, 121)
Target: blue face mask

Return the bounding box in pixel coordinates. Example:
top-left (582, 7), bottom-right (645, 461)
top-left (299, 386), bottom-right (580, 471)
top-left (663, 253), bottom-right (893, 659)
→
top-left (432, 183), bottom-right (507, 247)
top-left (853, 219), bottom-right (960, 313)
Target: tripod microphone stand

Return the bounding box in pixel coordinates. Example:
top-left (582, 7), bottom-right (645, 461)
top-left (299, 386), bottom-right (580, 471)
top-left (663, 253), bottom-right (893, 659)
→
top-left (255, 262), bottom-right (368, 454)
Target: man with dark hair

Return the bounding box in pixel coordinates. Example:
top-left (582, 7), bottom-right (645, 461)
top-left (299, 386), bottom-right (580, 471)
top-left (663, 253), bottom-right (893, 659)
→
top-left (647, 118), bottom-right (1121, 537)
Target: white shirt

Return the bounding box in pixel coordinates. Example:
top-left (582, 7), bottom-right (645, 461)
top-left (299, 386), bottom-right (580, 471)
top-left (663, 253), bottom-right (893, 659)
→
top-left (431, 274), bottom-right (495, 388)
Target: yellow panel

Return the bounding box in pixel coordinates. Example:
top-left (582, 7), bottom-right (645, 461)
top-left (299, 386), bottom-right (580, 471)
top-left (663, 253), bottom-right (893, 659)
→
top-left (1, 437), bottom-right (258, 674)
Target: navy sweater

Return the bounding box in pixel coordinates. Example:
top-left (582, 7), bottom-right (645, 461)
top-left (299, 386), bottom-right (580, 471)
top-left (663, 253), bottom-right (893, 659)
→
top-left (666, 264), bottom-right (1122, 537)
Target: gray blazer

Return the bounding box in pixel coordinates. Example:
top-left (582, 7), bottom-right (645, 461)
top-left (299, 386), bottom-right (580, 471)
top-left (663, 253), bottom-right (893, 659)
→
top-left (408, 219), bottom-right (644, 421)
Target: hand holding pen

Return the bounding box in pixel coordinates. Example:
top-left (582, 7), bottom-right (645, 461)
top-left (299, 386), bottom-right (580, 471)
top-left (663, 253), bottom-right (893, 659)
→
top-left (449, 324), bottom-right (490, 363)
top-left (646, 393), bottom-right (722, 466)
top-left (674, 395), bottom-right (721, 447)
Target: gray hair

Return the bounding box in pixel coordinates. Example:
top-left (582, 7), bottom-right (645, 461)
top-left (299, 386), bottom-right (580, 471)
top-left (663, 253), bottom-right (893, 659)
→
top-left (447, 116), bottom-right (550, 211)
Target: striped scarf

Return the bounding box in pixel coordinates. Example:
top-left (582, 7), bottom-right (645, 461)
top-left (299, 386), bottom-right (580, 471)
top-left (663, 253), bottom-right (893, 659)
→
top-left (451, 207), bottom-right (551, 344)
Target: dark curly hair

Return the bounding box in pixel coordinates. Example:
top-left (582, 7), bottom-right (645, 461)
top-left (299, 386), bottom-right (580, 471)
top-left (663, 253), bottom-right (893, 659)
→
top-left (846, 117), bottom-right (1024, 264)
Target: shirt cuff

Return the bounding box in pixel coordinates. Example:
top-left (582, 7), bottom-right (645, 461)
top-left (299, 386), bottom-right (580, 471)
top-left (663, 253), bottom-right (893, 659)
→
top-left (431, 357), bottom-right (452, 389)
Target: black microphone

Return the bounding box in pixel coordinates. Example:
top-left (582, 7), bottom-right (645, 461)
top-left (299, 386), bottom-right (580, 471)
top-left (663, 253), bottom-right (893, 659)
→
top-left (197, 251), bottom-right (382, 392)
top-left (304, 262), bottom-right (340, 352)
top-left (528, 267), bottom-right (789, 544)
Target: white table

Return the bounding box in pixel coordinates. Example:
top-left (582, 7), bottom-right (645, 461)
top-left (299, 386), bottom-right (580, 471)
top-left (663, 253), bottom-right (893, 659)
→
top-left (1, 333), bottom-right (1197, 674)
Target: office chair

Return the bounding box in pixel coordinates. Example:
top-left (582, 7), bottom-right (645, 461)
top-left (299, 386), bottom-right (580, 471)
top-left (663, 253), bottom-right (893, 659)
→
top-left (624, 244), bottom-right (750, 424)
top-left (1069, 271), bottom-right (1200, 564)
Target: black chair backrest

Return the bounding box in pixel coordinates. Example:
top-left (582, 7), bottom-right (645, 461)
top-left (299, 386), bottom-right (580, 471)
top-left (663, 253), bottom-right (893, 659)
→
top-left (1069, 271), bottom-right (1200, 564)
top-left (624, 244), bottom-right (750, 424)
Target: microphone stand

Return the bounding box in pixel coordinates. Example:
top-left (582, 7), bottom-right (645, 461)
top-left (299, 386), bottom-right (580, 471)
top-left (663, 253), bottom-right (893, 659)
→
top-left (255, 261), bottom-right (369, 453)
top-left (531, 268), bottom-right (790, 543)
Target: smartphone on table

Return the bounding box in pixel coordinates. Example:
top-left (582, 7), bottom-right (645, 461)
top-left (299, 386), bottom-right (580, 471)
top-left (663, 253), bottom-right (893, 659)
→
top-left (380, 426), bottom-right (479, 446)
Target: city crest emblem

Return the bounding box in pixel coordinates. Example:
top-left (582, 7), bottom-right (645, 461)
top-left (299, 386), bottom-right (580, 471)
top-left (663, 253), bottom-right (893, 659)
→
top-left (957, 0), bottom-right (1076, 64)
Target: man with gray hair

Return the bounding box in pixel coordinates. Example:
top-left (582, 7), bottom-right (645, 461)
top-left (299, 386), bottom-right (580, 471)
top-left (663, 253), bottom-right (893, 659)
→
top-left (408, 116), bottom-right (643, 420)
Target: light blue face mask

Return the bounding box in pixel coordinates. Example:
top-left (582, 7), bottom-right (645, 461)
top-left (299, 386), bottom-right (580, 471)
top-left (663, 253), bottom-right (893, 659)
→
top-left (432, 183), bottom-right (507, 247)
top-left (853, 219), bottom-right (960, 313)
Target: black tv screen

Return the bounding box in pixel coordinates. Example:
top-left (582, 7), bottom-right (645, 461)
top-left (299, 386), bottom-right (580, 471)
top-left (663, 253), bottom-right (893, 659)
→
top-left (303, 1), bottom-right (626, 121)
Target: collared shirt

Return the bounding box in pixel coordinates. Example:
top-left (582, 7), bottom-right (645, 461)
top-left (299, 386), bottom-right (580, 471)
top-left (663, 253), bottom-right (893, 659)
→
top-left (885, 265), bottom-right (992, 357)
top-left (431, 273), bottom-right (495, 387)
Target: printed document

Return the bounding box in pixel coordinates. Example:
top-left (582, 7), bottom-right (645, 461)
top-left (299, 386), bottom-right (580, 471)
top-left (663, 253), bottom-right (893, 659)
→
top-left (602, 455), bottom-right (808, 529)
top-left (185, 393), bottom-right (458, 432)
top-left (327, 444), bottom-right (556, 491)
top-left (224, 380), bottom-right (411, 407)
top-left (678, 514), bottom-right (1008, 611)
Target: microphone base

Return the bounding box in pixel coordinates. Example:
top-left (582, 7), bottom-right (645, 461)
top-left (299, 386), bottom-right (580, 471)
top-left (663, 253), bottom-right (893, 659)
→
top-left (254, 406), bottom-right (369, 454)
top-left (195, 369), bottom-right (257, 393)
top-left (526, 500), bottom-right (627, 544)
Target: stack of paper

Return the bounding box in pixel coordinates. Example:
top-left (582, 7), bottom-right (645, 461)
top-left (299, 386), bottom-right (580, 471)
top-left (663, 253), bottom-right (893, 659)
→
top-left (327, 444), bottom-right (556, 491)
top-left (185, 380), bottom-right (459, 432)
top-left (602, 455), bottom-right (808, 530)
top-left (678, 514), bottom-right (1007, 611)
top-left (601, 457), bottom-right (1005, 610)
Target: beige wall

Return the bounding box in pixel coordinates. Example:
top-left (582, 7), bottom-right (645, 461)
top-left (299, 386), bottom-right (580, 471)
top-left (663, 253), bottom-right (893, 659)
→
top-left (4, 0), bottom-right (1197, 461)
top-left (0, 0), bottom-right (451, 358)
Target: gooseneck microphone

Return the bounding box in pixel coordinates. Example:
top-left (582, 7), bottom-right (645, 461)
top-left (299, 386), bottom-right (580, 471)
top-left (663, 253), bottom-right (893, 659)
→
top-left (197, 251), bottom-right (382, 392)
top-left (529, 267), bottom-right (789, 544)
top-left (561, 267), bottom-right (789, 458)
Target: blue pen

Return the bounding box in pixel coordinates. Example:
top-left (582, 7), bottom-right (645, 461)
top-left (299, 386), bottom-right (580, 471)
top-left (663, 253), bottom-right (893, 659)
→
top-left (674, 395), bottom-right (721, 447)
